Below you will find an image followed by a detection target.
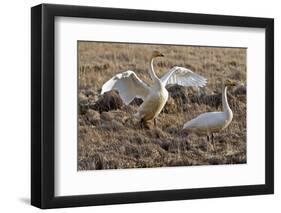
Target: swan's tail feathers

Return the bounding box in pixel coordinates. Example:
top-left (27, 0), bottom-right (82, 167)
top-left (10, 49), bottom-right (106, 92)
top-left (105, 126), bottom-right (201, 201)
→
top-left (183, 119), bottom-right (195, 129)
top-left (183, 122), bottom-right (190, 129)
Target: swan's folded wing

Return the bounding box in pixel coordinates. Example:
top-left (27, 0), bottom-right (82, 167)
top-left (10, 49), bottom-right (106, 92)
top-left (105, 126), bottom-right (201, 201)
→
top-left (101, 70), bottom-right (150, 105)
top-left (183, 112), bottom-right (225, 129)
top-left (160, 66), bottom-right (207, 87)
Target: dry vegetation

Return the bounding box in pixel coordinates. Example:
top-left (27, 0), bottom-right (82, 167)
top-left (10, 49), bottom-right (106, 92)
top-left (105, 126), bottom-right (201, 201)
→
top-left (78, 41), bottom-right (247, 170)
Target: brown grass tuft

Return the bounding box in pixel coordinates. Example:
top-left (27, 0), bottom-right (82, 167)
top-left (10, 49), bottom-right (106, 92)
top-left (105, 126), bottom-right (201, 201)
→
top-left (90, 90), bottom-right (123, 113)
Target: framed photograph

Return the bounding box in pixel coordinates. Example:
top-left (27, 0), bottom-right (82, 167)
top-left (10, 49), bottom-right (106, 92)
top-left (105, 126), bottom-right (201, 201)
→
top-left (31, 3), bottom-right (274, 209)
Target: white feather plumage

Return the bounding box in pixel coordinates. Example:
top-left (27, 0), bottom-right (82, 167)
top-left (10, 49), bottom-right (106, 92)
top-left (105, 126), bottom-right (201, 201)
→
top-left (161, 66), bottom-right (207, 88)
top-left (101, 71), bottom-right (150, 105)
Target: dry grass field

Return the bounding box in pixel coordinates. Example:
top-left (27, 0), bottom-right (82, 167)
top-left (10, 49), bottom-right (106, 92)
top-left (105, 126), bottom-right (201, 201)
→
top-left (78, 41), bottom-right (247, 170)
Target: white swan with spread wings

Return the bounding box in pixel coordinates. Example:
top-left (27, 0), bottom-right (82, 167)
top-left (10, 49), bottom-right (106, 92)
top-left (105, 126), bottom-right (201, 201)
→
top-left (101, 50), bottom-right (207, 128)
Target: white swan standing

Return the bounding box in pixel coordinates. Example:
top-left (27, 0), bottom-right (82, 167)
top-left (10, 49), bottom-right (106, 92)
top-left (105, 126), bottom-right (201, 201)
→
top-left (183, 79), bottom-right (237, 147)
top-left (101, 50), bottom-right (207, 128)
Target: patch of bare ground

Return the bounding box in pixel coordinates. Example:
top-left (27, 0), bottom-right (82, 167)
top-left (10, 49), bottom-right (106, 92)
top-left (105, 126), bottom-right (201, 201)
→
top-left (78, 42), bottom-right (246, 170)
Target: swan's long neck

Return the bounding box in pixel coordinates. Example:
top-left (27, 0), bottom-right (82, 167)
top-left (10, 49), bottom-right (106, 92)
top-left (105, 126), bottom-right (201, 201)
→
top-left (222, 86), bottom-right (232, 116)
top-left (149, 57), bottom-right (160, 82)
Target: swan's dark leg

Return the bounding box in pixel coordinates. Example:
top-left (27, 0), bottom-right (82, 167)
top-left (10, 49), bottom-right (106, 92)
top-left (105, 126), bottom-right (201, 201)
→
top-left (140, 118), bottom-right (150, 129)
top-left (211, 133), bottom-right (216, 151)
top-left (140, 118), bottom-right (144, 128)
top-left (207, 135), bottom-right (212, 151)
top-left (153, 118), bottom-right (157, 127)
top-left (144, 120), bottom-right (150, 129)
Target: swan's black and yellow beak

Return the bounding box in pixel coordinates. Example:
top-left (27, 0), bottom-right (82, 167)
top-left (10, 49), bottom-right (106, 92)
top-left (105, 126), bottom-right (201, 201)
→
top-left (152, 50), bottom-right (164, 58)
top-left (225, 79), bottom-right (237, 87)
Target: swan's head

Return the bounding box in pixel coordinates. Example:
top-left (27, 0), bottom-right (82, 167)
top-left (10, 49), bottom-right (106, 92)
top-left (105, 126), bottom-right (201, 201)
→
top-left (224, 79), bottom-right (237, 87)
top-left (152, 50), bottom-right (164, 58)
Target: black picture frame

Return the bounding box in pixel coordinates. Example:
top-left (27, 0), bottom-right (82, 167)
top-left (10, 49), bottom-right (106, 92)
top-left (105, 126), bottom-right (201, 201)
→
top-left (31, 3), bottom-right (274, 209)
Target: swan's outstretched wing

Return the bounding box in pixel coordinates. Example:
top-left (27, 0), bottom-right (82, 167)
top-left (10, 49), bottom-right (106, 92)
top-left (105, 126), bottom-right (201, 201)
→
top-left (160, 66), bottom-right (207, 87)
top-left (101, 70), bottom-right (150, 105)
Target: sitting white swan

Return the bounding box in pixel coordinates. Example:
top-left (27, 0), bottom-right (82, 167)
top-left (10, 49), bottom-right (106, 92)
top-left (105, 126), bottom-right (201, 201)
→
top-left (183, 79), bottom-right (237, 145)
top-left (101, 50), bottom-right (207, 128)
